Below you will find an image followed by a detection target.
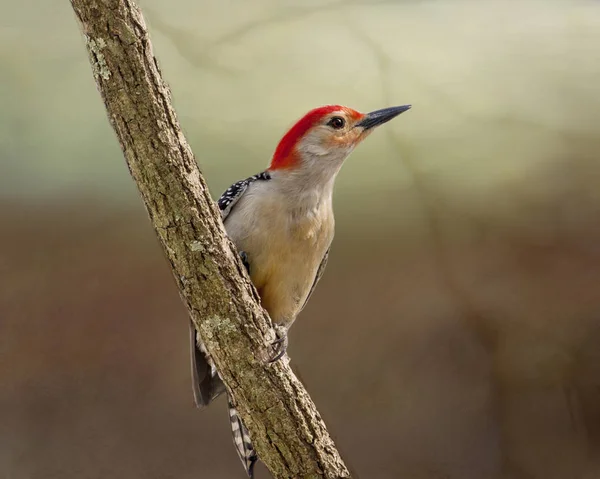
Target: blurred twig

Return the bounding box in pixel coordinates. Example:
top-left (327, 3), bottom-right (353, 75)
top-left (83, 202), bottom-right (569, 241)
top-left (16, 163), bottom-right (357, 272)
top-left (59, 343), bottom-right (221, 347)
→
top-left (143, 8), bottom-right (237, 75)
top-left (145, 0), bottom-right (401, 72)
top-left (69, 1), bottom-right (351, 477)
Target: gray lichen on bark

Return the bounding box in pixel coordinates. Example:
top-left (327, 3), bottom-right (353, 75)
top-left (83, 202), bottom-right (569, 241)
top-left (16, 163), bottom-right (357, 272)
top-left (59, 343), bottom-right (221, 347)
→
top-left (69, 0), bottom-right (351, 477)
top-left (85, 36), bottom-right (111, 80)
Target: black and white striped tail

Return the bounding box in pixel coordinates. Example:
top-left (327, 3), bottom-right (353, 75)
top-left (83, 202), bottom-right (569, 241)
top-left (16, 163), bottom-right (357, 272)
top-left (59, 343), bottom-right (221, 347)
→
top-left (228, 396), bottom-right (258, 478)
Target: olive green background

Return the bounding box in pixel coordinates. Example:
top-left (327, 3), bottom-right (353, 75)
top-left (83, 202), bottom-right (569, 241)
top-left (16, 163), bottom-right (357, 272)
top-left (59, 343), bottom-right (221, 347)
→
top-left (2, 1), bottom-right (600, 478)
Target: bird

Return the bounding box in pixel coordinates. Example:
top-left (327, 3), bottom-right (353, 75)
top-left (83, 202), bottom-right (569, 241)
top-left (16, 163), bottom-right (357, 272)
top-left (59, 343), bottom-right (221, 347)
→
top-left (189, 103), bottom-right (411, 477)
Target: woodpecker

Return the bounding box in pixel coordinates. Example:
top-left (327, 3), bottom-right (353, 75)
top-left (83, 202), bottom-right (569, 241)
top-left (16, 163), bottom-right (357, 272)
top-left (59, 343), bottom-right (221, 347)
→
top-left (190, 103), bottom-right (411, 477)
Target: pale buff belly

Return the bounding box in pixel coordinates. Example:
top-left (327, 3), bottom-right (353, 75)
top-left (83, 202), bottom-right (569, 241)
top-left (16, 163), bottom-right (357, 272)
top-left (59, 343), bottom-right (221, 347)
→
top-left (224, 193), bottom-right (334, 327)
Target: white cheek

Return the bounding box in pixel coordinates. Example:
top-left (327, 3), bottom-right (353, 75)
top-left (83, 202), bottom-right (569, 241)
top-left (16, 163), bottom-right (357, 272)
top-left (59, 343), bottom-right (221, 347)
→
top-left (300, 140), bottom-right (330, 157)
top-left (298, 135), bottom-right (354, 162)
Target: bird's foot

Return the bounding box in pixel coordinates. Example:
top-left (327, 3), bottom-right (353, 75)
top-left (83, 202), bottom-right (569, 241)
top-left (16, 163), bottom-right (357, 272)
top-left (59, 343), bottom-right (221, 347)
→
top-left (239, 251), bottom-right (250, 274)
top-left (268, 324), bottom-right (288, 363)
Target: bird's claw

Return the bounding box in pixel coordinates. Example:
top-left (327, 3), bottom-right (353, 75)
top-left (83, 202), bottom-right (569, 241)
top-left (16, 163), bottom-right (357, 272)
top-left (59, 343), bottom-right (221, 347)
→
top-left (268, 325), bottom-right (288, 363)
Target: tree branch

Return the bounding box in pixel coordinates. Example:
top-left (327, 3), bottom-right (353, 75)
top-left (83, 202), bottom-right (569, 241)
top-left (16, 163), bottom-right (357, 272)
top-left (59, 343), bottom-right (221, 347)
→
top-left (69, 1), bottom-right (351, 478)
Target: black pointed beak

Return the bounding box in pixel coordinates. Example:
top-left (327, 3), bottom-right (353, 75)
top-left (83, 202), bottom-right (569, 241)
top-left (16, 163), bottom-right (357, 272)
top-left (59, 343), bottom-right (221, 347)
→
top-left (356, 105), bottom-right (411, 130)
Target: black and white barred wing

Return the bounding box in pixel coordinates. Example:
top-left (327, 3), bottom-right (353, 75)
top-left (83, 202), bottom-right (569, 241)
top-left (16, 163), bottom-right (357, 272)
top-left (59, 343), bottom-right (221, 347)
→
top-left (218, 171), bottom-right (271, 220)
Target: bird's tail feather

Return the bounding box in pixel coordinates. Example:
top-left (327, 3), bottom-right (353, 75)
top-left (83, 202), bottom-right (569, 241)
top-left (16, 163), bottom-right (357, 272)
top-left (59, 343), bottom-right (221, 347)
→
top-left (228, 396), bottom-right (258, 478)
top-left (189, 320), bottom-right (225, 408)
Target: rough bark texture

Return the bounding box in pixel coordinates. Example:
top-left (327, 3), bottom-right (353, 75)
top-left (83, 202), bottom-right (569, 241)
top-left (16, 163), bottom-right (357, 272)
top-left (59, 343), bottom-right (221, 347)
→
top-left (69, 1), bottom-right (351, 478)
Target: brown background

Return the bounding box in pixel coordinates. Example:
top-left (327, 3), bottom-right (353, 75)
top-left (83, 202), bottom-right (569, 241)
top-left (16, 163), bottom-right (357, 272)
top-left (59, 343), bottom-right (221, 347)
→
top-left (1, 1), bottom-right (600, 478)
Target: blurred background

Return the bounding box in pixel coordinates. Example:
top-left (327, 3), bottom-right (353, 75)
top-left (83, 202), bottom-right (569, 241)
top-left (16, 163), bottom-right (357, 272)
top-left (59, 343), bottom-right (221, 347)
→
top-left (2, 0), bottom-right (600, 477)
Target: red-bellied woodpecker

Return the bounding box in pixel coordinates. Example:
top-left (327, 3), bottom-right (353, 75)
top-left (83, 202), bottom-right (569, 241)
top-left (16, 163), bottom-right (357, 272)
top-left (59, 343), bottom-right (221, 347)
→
top-left (190, 103), bottom-right (411, 477)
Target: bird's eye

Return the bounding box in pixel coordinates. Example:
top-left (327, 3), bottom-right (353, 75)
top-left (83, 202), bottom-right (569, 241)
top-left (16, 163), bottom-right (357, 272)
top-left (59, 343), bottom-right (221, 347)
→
top-left (328, 116), bottom-right (346, 130)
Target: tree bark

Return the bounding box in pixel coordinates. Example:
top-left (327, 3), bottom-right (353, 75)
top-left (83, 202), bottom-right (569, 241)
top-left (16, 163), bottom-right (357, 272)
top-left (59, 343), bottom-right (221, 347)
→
top-left (69, 1), bottom-right (351, 478)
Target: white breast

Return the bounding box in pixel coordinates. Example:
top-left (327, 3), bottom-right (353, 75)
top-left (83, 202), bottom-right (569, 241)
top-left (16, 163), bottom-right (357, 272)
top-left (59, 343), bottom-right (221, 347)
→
top-left (224, 178), bottom-right (334, 326)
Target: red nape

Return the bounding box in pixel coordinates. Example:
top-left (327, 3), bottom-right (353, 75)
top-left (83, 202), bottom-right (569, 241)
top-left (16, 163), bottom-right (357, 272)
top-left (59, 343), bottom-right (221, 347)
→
top-left (269, 105), bottom-right (347, 170)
